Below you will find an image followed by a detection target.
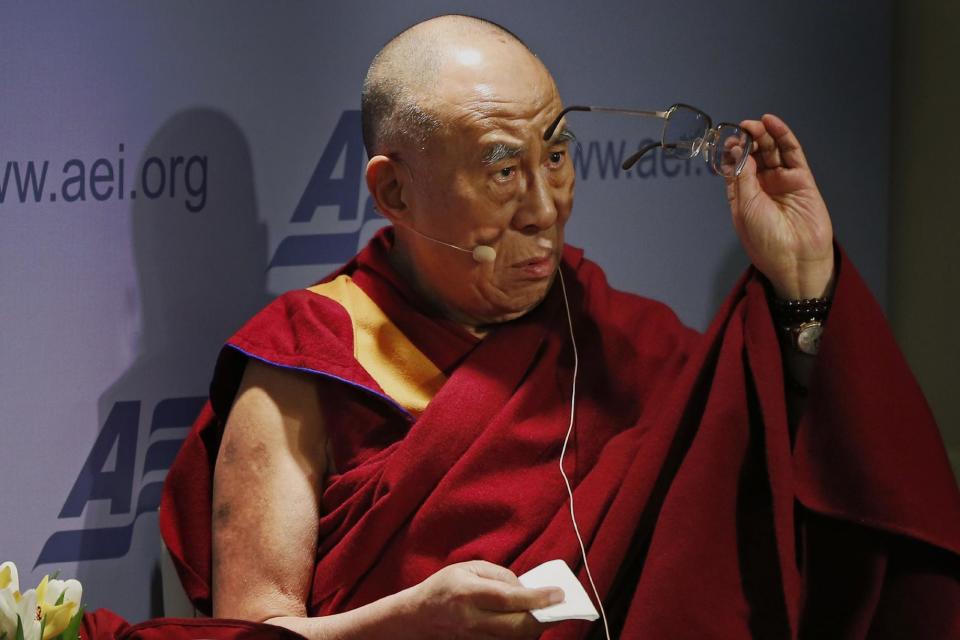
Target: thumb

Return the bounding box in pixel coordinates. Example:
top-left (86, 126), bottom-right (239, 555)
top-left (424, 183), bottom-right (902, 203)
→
top-left (728, 153), bottom-right (761, 209)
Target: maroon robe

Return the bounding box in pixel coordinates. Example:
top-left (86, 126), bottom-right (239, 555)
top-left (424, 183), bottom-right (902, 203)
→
top-left (160, 230), bottom-right (960, 638)
top-left (78, 609), bottom-right (305, 640)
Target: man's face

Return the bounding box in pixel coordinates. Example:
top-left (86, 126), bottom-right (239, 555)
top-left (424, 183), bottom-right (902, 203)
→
top-left (397, 46), bottom-right (575, 328)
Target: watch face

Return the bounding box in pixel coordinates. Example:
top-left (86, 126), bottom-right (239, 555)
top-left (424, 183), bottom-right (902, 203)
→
top-left (797, 322), bottom-right (824, 355)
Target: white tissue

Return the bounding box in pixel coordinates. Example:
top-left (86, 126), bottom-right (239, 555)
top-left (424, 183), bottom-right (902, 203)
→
top-left (518, 559), bottom-right (599, 623)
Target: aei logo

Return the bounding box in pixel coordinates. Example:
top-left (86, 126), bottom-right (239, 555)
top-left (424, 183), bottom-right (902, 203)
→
top-left (269, 110), bottom-right (383, 270)
top-left (37, 397), bottom-right (205, 565)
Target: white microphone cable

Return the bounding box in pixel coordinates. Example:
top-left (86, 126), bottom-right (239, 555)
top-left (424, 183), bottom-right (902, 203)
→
top-left (557, 267), bottom-right (612, 640)
top-left (395, 222), bottom-right (497, 263)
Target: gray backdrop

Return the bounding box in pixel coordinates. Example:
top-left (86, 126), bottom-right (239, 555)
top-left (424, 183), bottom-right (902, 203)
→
top-left (0, 1), bottom-right (890, 622)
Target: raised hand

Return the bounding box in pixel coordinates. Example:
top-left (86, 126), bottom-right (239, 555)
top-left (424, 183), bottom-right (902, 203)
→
top-left (725, 114), bottom-right (835, 300)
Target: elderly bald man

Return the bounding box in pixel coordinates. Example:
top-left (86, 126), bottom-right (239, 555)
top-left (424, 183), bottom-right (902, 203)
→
top-left (161, 14), bottom-right (960, 640)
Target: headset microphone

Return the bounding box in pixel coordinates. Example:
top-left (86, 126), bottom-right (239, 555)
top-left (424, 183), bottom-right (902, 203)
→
top-left (470, 244), bottom-right (497, 263)
top-left (397, 223), bottom-right (498, 263)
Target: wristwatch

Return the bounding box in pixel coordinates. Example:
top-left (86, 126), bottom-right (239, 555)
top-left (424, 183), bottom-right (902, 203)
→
top-left (770, 296), bottom-right (830, 356)
top-left (783, 320), bottom-right (824, 355)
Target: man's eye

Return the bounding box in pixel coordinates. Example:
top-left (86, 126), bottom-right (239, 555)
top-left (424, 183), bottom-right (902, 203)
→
top-left (496, 166), bottom-right (516, 180)
top-left (548, 151), bottom-right (565, 166)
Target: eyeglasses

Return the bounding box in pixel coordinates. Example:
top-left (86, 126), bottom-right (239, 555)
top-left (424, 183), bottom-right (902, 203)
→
top-left (543, 103), bottom-right (753, 178)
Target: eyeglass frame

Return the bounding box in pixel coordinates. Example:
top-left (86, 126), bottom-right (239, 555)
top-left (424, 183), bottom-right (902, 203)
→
top-left (543, 103), bottom-right (753, 177)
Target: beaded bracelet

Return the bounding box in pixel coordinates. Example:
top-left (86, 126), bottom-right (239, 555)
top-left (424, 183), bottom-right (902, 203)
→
top-left (769, 296), bottom-right (831, 326)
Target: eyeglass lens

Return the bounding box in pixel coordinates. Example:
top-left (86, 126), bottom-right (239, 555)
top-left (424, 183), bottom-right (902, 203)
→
top-left (663, 106), bottom-right (751, 177)
top-left (707, 125), bottom-right (751, 177)
top-left (662, 106), bottom-right (710, 159)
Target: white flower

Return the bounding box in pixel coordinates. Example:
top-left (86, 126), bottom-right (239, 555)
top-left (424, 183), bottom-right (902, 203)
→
top-left (0, 561), bottom-right (22, 639)
top-left (0, 564), bottom-right (83, 640)
top-left (36, 575), bottom-right (82, 639)
top-left (6, 586), bottom-right (41, 640)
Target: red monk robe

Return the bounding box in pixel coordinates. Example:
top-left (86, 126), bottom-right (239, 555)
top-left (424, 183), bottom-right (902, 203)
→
top-left (160, 229), bottom-right (960, 638)
top-left (78, 608), bottom-right (306, 640)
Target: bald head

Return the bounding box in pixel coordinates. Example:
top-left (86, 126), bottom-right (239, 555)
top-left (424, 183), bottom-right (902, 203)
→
top-left (360, 15), bottom-right (542, 157)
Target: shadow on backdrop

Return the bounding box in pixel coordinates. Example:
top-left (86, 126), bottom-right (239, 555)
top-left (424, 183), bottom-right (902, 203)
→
top-left (709, 240), bottom-right (750, 319)
top-left (39, 108), bottom-right (269, 622)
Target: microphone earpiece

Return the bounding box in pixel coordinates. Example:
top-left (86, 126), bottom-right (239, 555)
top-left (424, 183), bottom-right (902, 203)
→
top-left (471, 245), bottom-right (497, 263)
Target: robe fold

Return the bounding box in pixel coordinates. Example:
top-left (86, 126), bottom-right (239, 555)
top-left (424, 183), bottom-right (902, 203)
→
top-left (79, 609), bottom-right (305, 640)
top-left (160, 230), bottom-right (960, 638)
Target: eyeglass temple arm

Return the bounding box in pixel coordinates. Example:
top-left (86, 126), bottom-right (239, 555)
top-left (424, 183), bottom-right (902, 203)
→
top-left (621, 142), bottom-right (680, 171)
top-left (543, 106), bottom-right (669, 141)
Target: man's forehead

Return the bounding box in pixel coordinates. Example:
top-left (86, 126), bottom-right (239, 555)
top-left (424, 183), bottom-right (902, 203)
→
top-left (425, 43), bottom-right (560, 118)
top-left (411, 51), bottom-right (566, 160)
top-left (430, 76), bottom-right (559, 115)
top-left (427, 82), bottom-right (564, 136)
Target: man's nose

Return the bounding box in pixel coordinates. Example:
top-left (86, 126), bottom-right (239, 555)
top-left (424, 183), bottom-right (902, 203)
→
top-left (515, 170), bottom-right (558, 232)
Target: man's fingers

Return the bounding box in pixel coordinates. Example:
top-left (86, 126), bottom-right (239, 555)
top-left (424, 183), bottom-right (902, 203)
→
top-left (743, 120), bottom-right (782, 170)
top-left (463, 560), bottom-right (521, 585)
top-left (460, 560), bottom-right (564, 609)
top-left (761, 113), bottom-right (809, 169)
top-left (726, 152), bottom-right (761, 211)
top-left (740, 114), bottom-right (809, 171)
top-left (471, 580), bottom-right (564, 612)
top-left (738, 120), bottom-right (774, 168)
top-left (738, 114), bottom-right (808, 172)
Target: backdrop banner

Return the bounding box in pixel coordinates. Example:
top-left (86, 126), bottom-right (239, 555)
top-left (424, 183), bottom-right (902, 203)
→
top-left (0, 1), bottom-right (891, 622)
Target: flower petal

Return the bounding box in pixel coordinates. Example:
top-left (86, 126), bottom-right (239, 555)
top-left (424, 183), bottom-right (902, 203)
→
top-left (0, 589), bottom-right (17, 638)
top-left (16, 590), bottom-right (42, 640)
top-left (41, 603), bottom-right (75, 640)
top-left (60, 580), bottom-right (81, 608)
top-left (38, 580), bottom-right (62, 608)
top-left (0, 563), bottom-right (18, 593)
top-left (33, 577), bottom-right (48, 609)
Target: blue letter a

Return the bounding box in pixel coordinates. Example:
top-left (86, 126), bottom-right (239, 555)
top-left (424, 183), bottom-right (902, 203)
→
top-left (59, 401), bottom-right (140, 518)
top-left (269, 110), bottom-right (372, 268)
top-left (290, 110), bottom-right (363, 224)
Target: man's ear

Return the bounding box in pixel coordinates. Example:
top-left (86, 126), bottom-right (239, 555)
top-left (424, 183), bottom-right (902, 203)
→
top-left (366, 155), bottom-right (412, 224)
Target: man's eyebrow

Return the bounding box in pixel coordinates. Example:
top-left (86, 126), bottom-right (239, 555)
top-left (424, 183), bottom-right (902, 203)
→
top-left (481, 142), bottom-right (523, 166)
top-left (548, 127), bottom-right (577, 145)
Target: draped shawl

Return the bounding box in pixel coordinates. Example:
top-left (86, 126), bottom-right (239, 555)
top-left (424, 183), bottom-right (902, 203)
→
top-left (161, 232), bottom-right (960, 638)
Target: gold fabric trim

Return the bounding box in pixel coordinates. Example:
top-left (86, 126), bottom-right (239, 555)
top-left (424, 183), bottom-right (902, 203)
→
top-left (307, 276), bottom-right (446, 415)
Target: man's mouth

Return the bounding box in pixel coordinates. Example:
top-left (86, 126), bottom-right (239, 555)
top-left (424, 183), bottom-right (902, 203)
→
top-left (513, 253), bottom-right (556, 278)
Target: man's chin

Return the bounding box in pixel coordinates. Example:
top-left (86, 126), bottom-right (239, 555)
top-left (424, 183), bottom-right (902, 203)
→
top-left (477, 289), bottom-right (552, 326)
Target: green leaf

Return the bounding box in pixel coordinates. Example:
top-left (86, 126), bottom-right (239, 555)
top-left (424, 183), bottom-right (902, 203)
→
top-left (15, 614), bottom-right (24, 640)
top-left (1, 628), bottom-right (8, 639)
top-left (49, 570), bottom-right (60, 581)
top-left (60, 605), bottom-right (84, 640)
top-left (54, 589), bottom-right (66, 606)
